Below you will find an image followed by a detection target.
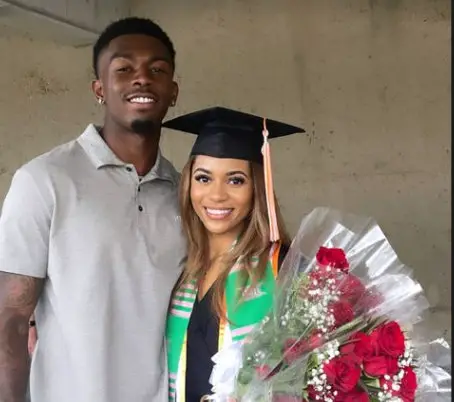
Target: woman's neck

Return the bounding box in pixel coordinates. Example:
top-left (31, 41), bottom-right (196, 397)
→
top-left (207, 232), bottom-right (238, 261)
top-left (198, 227), bottom-right (244, 299)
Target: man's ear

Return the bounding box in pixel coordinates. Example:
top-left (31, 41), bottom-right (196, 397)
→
top-left (171, 81), bottom-right (179, 106)
top-left (92, 79), bottom-right (104, 103)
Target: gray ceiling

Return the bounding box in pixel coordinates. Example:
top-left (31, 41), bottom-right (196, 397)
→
top-left (0, 0), bottom-right (130, 46)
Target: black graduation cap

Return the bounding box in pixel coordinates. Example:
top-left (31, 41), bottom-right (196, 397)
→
top-left (162, 107), bottom-right (305, 164)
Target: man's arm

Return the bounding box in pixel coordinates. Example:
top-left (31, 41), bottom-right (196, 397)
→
top-left (0, 272), bottom-right (43, 402)
top-left (0, 167), bottom-right (52, 402)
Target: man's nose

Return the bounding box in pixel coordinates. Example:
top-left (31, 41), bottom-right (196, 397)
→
top-left (132, 66), bottom-right (152, 86)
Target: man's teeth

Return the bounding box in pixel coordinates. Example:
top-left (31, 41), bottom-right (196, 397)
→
top-left (129, 97), bottom-right (155, 104)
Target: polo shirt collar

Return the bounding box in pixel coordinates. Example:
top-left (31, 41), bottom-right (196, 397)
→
top-left (77, 124), bottom-right (177, 184)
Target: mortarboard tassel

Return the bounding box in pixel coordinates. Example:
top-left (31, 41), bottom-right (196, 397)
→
top-left (262, 119), bottom-right (280, 243)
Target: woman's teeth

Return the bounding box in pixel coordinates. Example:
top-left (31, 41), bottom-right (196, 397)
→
top-left (205, 208), bottom-right (233, 219)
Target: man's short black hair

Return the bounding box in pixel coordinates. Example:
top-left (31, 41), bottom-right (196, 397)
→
top-left (92, 17), bottom-right (176, 78)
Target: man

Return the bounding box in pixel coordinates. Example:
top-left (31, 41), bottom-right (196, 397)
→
top-left (0, 17), bottom-right (185, 402)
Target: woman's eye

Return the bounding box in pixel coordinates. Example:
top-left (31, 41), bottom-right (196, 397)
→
top-left (229, 177), bottom-right (245, 185)
top-left (194, 175), bottom-right (210, 184)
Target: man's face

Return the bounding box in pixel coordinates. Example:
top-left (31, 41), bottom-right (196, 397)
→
top-left (92, 34), bottom-right (178, 135)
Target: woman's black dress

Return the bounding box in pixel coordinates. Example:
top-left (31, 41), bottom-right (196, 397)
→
top-left (185, 287), bottom-right (218, 402)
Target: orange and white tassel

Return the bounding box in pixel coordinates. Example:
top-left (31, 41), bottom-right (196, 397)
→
top-left (262, 119), bottom-right (280, 243)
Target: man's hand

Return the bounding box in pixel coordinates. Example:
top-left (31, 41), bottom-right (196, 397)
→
top-left (0, 272), bottom-right (43, 402)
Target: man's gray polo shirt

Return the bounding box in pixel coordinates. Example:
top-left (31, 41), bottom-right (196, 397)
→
top-left (0, 124), bottom-right (186, 402)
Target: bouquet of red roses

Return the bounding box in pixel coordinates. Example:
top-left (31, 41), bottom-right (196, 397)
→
top-left (209, 207), bottom-right (451, 402)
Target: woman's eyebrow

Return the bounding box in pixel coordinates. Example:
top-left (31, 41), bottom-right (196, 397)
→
top-left (226, 170), bottom-right (249, 178)
top-left (193, 167), bottom-right (211, 174)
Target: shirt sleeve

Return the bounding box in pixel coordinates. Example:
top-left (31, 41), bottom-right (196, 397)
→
top-left (0, 167), bottom-right (52, 278)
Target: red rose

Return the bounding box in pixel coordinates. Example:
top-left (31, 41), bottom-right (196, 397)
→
top-left (399, 367), bottom-right (417, 402)
top-left (385, 356), bottom-right (399, 375)
top-left (363, 356), bottom-right (388, 376)
top-left (335, 387), bottom-right (370, 402)
top-left (338, 274), bottom-right (366, 304)
top-left (329, 300), bottom-right (355, 328)
top-left (316, 247), bottom-right (350, 272)
top-left (371, 321), bottom-right (406, 358)
top-left (340, 332), bottom-right (374, 363)
top-left (363, 355), bottom-right (399, 377)
top-left (323, 356), bottom-right (361, 393)
top-left (379, 367), bottom-right (417, 402)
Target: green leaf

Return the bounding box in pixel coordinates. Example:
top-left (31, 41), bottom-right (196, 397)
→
top-left (362, 377), bottom-right (380, 388)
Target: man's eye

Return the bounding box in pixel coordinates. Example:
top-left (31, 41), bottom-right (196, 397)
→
top-left (194, 175), bottom-right (210, 184)
top-left (150, 67), bottom-right (165, 74)
top-left (116, 66), bottom-right (131, 72)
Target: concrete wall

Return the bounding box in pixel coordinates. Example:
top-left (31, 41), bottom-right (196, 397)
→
top-left (0, 0), bottom-right (451, 338)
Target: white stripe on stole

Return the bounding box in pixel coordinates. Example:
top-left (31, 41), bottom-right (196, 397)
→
top-left (231, 324), bottom-right (256, 338)
top-left (172, 299), bottom-right (193, 308)
top-left (180, 283), bottom-right (196, 291)
top-left (175, 290), bottom-right (196, 300)
top-left (169, 308), bottom-right (191, 319)
top-left (230, 256), bottom-right (260, 274)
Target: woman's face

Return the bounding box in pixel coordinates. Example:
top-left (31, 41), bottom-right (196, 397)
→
top-left (190, 155), bottom-right (253, 238)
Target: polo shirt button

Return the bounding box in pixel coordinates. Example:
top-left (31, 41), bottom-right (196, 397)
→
top-left (138, 205), bottom-right (143, 212)
top-left (126, 167), bottom-right (132, 172)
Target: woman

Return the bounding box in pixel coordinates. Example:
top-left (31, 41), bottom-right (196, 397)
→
top-left (164, 107), bottom-right (304, 402)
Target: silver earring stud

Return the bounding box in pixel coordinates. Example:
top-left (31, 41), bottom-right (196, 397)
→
top-left (97, 98), bottom-right (105, 105)
top-left (171, 100), bottom-right (176, 107)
